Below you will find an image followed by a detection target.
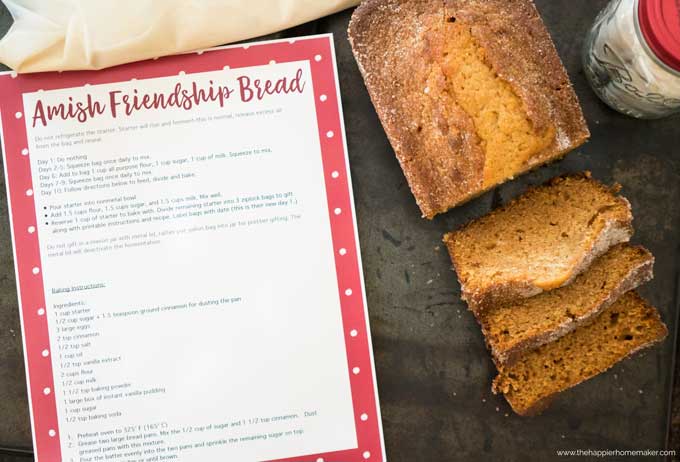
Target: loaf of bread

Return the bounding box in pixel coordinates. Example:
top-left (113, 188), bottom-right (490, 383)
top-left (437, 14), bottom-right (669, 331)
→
top-left (444, 173), bottom-right (633, 314)
top-left (348, 0), bottom-right (590, 218)
top-left (493, 291), bottom-right (667, 416)
top-left (479, 244), bottom-right (654, 365)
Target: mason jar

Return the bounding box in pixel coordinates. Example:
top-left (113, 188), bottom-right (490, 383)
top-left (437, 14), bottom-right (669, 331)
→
top-left (582, 0), bottom-right (680, 119)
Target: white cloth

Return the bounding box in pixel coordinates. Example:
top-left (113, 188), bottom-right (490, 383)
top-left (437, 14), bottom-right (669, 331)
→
top-left (0, 0), bottom-right (359, 73)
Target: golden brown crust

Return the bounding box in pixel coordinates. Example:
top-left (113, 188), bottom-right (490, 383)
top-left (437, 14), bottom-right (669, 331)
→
top-left (348, 0), bottom-right (590, 218)
top-left (350, 0), bottom-right (475, 217)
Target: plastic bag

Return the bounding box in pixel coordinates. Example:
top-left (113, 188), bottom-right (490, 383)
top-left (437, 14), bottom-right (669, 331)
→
top-left (0, 0), bottom-right (359, 73)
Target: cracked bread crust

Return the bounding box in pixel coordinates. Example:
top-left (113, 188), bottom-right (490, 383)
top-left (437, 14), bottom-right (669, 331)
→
top-left (443, 173), bottom-right (634, 314)
top-left (348, 0), bottom-right (589, 218)
top-left (443, 0), bottom-right (588, 149)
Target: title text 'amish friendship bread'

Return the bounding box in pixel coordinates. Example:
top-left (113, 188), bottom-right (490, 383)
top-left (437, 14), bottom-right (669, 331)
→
top-left (348, 0), bottom-right (590, 218)
top-left (492, 291), bottom-right (667, 416)
top-left (479, 244), bottom-right (654, 365)
top-left (443, 173), bottom-right (633, 314)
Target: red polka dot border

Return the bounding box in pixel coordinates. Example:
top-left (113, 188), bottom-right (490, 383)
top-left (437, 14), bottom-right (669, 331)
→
top-left (0, 34), bottom-right (384, 462)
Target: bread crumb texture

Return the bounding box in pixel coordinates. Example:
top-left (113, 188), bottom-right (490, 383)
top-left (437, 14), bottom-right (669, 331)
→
top-left (493, 291), bottom-right (667, 416)
top-left (348, 0), bottom-right (589, 218)
top-left (480, 244), bottom-right (653, 365)
top-left (444, 173), bottom-right (633, 312)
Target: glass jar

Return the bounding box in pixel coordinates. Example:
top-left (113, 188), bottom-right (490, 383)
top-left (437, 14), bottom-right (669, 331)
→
top-left (583, 0), bottom-right (680, 119)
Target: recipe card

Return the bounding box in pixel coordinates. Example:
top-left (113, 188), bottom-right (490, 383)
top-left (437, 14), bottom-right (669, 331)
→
top-left (0, 35), bottom-right (384, 462)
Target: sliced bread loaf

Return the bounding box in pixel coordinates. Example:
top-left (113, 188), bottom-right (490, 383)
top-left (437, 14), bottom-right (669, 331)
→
top-left (348, 0), bottom-right (589, 218)
top-left (492, 291), bottom-right (667, 416)
top-left (443, 173), bottom-right (633, 314)
top-left (480, 244), bottom-right (653, 365)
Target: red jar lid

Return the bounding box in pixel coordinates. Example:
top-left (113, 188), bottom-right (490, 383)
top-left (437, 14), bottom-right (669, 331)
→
top-left (638, 0), bottom-right (680, 72)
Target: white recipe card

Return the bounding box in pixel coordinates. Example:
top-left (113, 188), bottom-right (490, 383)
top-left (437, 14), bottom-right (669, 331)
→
top-left (0, 35), bottom-right (384, 462)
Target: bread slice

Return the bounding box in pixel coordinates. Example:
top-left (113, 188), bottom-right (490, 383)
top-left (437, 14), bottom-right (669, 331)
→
top-left (443, 173), bottom-right (633, 314)
top-left (492, 291), bottom-right (667, 416)
top-left (348, 0), bottom-right (589, 218)
top-left (479, 244), bottom-right (653, 365)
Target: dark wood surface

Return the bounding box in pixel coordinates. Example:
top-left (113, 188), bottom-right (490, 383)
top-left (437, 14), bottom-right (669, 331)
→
top-left (1, 1), bottom-right (679, 461)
